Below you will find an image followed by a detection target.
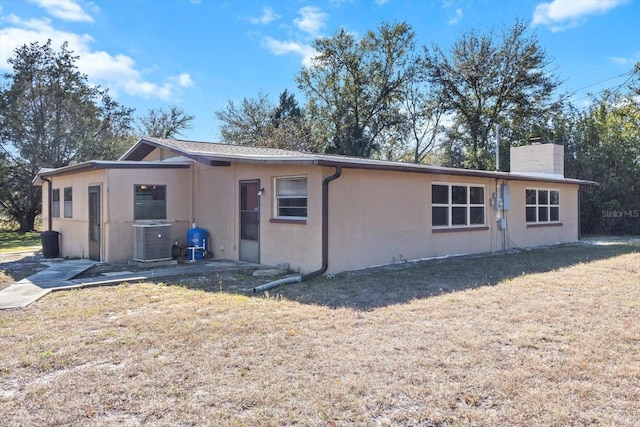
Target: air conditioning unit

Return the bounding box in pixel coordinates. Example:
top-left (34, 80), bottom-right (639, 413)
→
top-left (133, 223), bottom-right (172, 262)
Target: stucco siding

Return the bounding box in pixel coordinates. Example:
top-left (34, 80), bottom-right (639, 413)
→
top-left (46, 170), bottom-right (106, 259)
top-left (190, 162), bottom-right (323, 273)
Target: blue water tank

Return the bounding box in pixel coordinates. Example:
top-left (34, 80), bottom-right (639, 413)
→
top-left (187, 225), bottom-right (208, 261)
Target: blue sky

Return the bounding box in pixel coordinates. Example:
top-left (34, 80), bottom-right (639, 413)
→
top-left (1, 0), bottom-right (638, 142)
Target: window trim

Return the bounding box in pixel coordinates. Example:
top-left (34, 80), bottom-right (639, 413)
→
top-left (134, 184), bottom-right (167, 220)
top-left (273, 176), bottom-right (308, 221)
top-left (63, 187), bottom-right (73, 218)
top-left (431, 182), bottom-right (486, 230)
top-left (525, 188), bottom-right (560, 225)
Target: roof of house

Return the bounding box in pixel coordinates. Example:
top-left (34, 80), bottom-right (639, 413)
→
top-left (32, 158), bottom-right (191, 185)
top-left (119, 137), bottom-right (597, 186)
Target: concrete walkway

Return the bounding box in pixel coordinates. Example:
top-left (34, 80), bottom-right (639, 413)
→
top-left (0, 259), bottom-right (97, 310)
top-left (0, 258), bottom-right (268, 310)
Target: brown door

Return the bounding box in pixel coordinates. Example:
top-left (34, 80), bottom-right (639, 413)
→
top-left (239, 180), bottom-right (260, 263)
top-left (88, 186), bottom-right (101, 261)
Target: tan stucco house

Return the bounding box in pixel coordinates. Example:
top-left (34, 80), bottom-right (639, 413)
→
top-left (33, 137), bottom-right (594, 275)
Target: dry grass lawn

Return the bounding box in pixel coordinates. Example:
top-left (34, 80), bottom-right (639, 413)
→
top-left (1, 242), bottom-right (639, 426)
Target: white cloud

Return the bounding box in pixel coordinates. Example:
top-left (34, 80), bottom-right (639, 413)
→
top-left (176, 73), bottom-right (194, 88)
top-left (248, 6), bottom-right (280, 25)
top-left (263, 36), bottom-right (318, 67)
top-left (29, 0), bottom-right (94, 23)
top-left (532, 0), bottom-right (629, 31)
top-left (448, 8), bottom-right (463, 25)
top-left (294, 6), bottom-right (328, 36)
top-left (0, 14), bottom-right (189, 101)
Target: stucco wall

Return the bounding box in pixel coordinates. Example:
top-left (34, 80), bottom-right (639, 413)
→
top-left (43, 168), bottom-right (190, 262)
top-left (326, 169), bottom-right (580, 274)
top-left (190, 162), bottom-right (323, 273)
top-left (45, 170), bottom-right (106, 259)
top-left (39, 157), bottom-right (581, 273)
top-left (103, 168), bottom-right (191, 261)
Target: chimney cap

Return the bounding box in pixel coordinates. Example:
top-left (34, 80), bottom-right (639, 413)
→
top-left (529, 136), bottom-right (543, 145)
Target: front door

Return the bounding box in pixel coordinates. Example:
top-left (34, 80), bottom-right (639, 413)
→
top-left (239, 180), bottom-right (260, 263)
top-left (88, 186), bottom-right (101, 261)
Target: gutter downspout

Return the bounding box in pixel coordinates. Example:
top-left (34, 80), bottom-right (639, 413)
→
top-left (253, 165), bottom-right (343, 293)
top-left (42, 177), bottom-right (53, 231)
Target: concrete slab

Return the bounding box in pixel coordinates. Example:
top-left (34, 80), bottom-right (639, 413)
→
top-left (0, 259), bottom-right (97, 309)
top-left (0, 257), bottom-right (273, 310)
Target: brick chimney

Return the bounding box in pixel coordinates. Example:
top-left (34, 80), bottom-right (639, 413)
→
top-left (510, 139), bottom-right (564, 178)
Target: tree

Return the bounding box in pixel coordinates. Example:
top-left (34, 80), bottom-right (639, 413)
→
top-left (421, 20), bottom-right (561, 170)
top-left (296, 22), bottom-right (419, 157)
top-left (0, 40), bottom-right (134, 232)
top-left (137, 105), bottom-right (194, 139)
top-left (401, 83), bottom-right (446, 164)
top-left (566, 91), bottom-right (640, 235)
top-left (215, 91), bottom-right (273, 146)
top-left (215, 90), bottom-right (320, 152)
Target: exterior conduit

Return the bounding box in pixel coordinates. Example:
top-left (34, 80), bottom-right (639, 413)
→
top-left (253, 165), bottom-right (343, 293)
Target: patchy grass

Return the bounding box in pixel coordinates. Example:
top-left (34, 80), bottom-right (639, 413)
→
top-left (1, 242), bottom-right (639, 425)
top-left (0, 230), bottom-right (41, 254)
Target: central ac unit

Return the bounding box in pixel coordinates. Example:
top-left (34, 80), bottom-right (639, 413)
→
top-left (133, 223), bottom-right (172, 262)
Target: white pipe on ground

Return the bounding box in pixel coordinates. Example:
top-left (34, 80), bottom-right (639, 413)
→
top-left (252, 276), bottom-right (301, 293)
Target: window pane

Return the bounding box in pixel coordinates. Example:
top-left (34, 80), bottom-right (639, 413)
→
top-left (550, 191), bottom-right (559, 205)
top-left (526, 189), bottom-right (536, 205)
top-left (432, 207), bottom-right (448, 226)
top-left (550, 207), bottom-right (559, 221)
top-left (526, 207), bottom-right (536, 222)
top-left (135, 185), bottom-right (166, 220)
top-left (470, 207), bottom-right (484, 225)
top-left (431, 185), bottom-right (448, 204)
top-left (538, 206), bottom-right (548, 222)
top-left (278, 197), bottom-right (307, 217)
top-left (52, 189), bottom-right (60, 218)
top-left (452, 207), bottom-right (467, 225)
top-left (276, 177), bottom-right (307, 197)
top-left (469, 187), bottom-right (484, 204)
top-left (276, 177), bottom-right (307, 218)
top-left (451, 186), bottom-right (467, 204)
top-left (538, 190), bottom-right (548, 205)
top-left (64, 187), bottom-right (72, 218)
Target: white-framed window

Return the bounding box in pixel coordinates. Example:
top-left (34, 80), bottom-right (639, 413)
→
top-left (63, 187), bottom-right (73, 218)
top-left (526, 189), bottom-right (559, 223)
top-left (274, 176), bottom-right (307, 219)
top-left (52, 188), bottom-right (60, 218)
top-left (134, 184), bottom-right (166, 220)
top-left (432, 183), bottom-right (485, 228)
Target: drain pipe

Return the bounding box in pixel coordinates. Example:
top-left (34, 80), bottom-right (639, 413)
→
top-left (42, 177), bottom-right (53, 231)
top-left (253, 166), bottom-right (343, 293)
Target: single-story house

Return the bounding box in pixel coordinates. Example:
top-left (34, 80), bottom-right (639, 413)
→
top-left (33, 137), bottom-right (595, 276)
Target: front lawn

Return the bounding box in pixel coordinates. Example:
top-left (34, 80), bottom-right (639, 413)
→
top-left (1, 242), bottom-right (639, 425)
top-left (0, 230), bottom-right (41, 253)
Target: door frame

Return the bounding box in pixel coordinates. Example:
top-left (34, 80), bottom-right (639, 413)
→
top-left (88, 185), bottom-right (101, 261)
top-left (239, 179), bottom-right (260, 263)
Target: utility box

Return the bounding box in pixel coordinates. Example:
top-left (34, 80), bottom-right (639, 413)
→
top-left (501, 183), bottom-right (511, 211)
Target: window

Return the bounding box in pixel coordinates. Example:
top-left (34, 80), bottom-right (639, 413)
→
top-left (526, 189), bottom-right (560, 223)
top-left (134, 185), bottom-right (166, 220)
top-left (432, 183), bottom-right (485, 228)
top-left (63, 187), bottom-right (73, 218)
top-left (52, 189), bottom-right (60, 218)
top-left (275, 177), bottom-right (307, 219)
